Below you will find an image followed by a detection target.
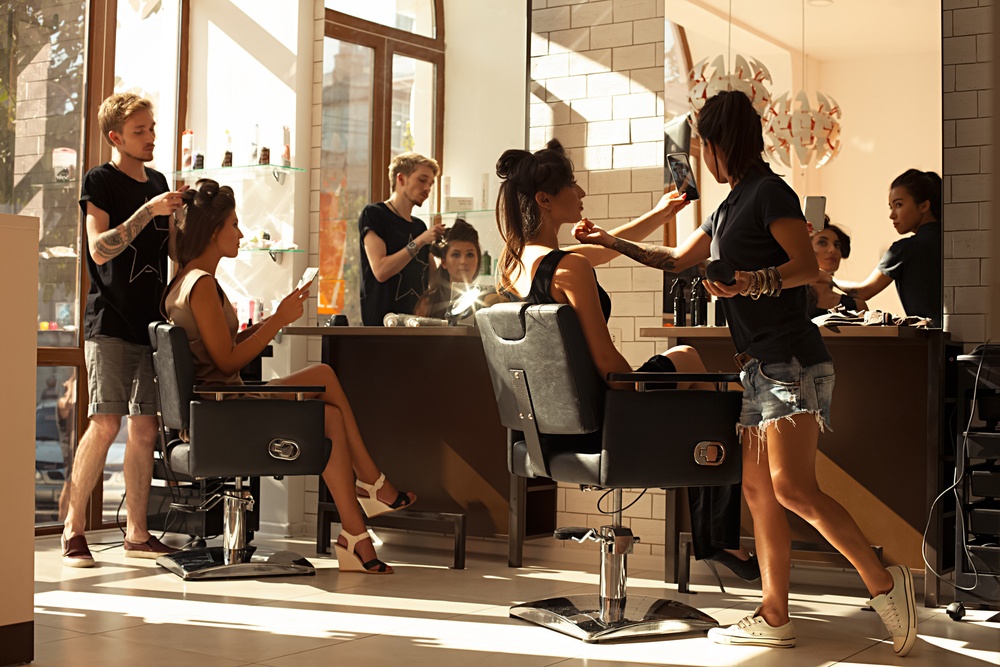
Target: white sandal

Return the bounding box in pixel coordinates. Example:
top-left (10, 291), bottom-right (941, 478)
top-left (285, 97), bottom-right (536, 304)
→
top-left (355, 473), bottom-right (415, 518)
top-left (334, 530), bottom-right (392, 574)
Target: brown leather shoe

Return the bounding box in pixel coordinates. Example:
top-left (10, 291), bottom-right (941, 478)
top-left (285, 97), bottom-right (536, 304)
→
top-left (62, 534), bottom-right (96, 568)
top-left (123, 535), bottom-right (180, 559)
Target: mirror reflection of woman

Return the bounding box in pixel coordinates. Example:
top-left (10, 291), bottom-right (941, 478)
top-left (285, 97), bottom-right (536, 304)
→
top-left (807, 221), bottom-right (867, 319)
top-left (821, 170), bottom-right (942, 326)
top-left (416, 219), bottom-right (491, 320)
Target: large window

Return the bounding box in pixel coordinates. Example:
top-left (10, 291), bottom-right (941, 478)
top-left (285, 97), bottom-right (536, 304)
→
top-left (4, 0), bottom-right (185, 533)
top-left (319, 2), bottom-right (443, 322)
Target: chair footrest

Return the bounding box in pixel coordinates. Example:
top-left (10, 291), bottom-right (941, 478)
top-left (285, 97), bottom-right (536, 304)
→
top-left (554, 526), bottom-right (594, 541)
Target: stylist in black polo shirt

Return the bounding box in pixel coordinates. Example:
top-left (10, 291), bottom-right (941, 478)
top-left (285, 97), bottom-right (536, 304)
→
top-left (821, 169), bottom-right (942, 326)
top-left (576, 90), bottom-right (916, 656)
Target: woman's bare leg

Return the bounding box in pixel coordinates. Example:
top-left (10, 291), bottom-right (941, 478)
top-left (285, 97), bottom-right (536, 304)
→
top-left (740, 426), bottom-right (792, 627)
top-left (273, 364), bottom-right (414, 506)
top-left (662, 344), bottom-right (713, 390)
top-left (766, 413), bottom-right (893, 597)
top-left (319, 404), bottom-right (385, 567)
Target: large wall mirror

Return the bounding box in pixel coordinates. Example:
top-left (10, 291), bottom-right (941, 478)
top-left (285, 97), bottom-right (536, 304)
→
top-left (665, 0), bottom-right (942, 325)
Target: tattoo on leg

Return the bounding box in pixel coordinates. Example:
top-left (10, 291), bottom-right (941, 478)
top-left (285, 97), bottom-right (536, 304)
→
top-left (610, 237), bottom-right (678, 272)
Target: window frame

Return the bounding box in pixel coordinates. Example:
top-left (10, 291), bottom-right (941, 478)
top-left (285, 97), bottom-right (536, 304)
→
top-left (324, 2), bottom-right (445, 203)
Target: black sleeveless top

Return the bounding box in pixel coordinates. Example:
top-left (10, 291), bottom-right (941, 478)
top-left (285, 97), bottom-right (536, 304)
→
top-left (522, 250), bottom-right (612, 322)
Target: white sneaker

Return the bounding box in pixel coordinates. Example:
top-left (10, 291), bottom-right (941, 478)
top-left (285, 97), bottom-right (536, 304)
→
top-left (708, 606), bottom-right (796, 648)
top-left (869, 565), bottom-right (917, 656)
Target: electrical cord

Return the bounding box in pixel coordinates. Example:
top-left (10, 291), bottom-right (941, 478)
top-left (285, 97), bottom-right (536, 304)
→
top-left (596, 488), bottom-right (648, 515)
top-left (921, 340), bottom-right (995, 591)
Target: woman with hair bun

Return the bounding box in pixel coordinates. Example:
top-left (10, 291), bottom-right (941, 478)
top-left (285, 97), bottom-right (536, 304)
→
top-left (494, 138), bottom-right (760, 592)
top-left (807, 219), bottom-right (868, 319)
top-left (415, 218), bottom-right (487, 320)
top-left (823, 169), bottom-right (942, 326)
top-left (162, 179), bottom-right (416, 575)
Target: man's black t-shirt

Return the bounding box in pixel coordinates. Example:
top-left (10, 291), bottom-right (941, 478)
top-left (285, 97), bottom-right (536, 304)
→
top-left (700, 168), bottom-right (831, 366)
top-left (358, 202), bottom-right (430, 326)
top-left (876, 221), bottom-right (942, 327)
top-left (80, 163), bottom-right (170, 345)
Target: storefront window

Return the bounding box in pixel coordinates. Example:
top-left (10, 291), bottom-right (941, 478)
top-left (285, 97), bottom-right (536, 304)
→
top-left (0, 2), bottom-right (87, 347)
top-left (320, 39), bottom-right (375, 324)
top-left (34, 366), bottom-right (77, 527)
top-left (390, 54), bottom-right (436, 188)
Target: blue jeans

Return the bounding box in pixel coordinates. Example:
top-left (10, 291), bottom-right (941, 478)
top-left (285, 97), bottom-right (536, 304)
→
top-left (738, 356), bottom-right (835, 436)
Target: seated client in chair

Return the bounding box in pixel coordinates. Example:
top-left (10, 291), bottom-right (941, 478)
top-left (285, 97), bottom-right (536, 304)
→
top-left (495, 140), bottom-right (757, 581)
top-left (162, 178), bottom-right (415, 574)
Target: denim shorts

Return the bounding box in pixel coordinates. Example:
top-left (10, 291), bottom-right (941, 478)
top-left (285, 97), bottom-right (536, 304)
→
top-left (84, 335), bottom-right (158, 417)
top-left (738, 356), bottom-right (835, 435)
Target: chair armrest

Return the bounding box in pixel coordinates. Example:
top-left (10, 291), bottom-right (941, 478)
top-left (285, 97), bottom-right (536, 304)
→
top-left (607, 372), bottom-right (741, 385)
top-left (193, 384), bottom-right (325, 394)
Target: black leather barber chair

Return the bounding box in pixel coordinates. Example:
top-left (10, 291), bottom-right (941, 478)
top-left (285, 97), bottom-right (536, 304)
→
top-left (148, 322), bottom-right (332, 580)
top-left (476, 303), bottom-right (742, 643)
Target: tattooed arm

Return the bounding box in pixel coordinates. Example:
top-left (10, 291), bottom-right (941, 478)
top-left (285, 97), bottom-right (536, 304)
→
top-left (574, 219), bottom-right (712, 273)
top-left (86, 190), bottom-right (184, 265)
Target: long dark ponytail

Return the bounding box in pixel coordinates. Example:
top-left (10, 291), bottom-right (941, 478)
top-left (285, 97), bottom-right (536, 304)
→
top-left (494, 139), bottom-right (575, 293)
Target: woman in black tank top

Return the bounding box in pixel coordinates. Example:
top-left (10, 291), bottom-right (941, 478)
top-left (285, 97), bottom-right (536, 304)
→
top-left (494, 139), bottom-right (759, 579)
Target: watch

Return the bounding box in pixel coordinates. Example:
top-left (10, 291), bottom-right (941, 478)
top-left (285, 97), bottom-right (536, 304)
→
top-left (406, 240), bottom-right (418, 258)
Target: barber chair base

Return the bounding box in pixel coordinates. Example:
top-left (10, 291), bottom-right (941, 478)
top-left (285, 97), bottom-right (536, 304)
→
top-left (156, 546), bottom-right (316, 581)
top-left (510, 595), bottom-right (718, 643)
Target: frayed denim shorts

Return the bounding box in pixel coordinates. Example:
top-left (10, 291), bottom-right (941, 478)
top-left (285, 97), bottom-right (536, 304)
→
top-left (737, 356), bottom-right (835, 435)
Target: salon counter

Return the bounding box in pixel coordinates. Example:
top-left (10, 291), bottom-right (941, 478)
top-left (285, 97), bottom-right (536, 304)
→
top-left (283, 326), bottom-right (513, 538)
top-left (641, 325), bottom-right (958, 605)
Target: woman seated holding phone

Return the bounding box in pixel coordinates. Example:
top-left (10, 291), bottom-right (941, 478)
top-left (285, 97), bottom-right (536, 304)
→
top-left (495, 139), bottom-right (759, 582)
top-left (162, 179), bottom-right (416, 574)
top-left (807, 219), bottom-right (867, 319)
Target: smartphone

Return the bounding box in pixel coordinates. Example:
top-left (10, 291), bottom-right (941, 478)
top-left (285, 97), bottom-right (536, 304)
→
top-left (296, 266), bottom-right (319, 290)
top-left (804, 196), bottom-right (827, 231)
top-left (666, 152), bottom-right (700, 201)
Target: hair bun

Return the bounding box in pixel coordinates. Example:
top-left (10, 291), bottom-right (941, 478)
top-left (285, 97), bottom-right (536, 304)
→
top-left (496, 149), bottom-right (531, 180)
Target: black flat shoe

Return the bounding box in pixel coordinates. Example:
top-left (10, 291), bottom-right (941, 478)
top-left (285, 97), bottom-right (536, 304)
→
top-left (707, 551), bottom-right (761, 582)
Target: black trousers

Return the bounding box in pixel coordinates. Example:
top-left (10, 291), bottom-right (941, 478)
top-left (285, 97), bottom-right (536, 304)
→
top-left (688, 483), bottom-right (743, 560)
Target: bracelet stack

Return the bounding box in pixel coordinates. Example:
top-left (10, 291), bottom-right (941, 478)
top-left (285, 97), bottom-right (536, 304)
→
top-left (739, 267), bottom-right (783, 299)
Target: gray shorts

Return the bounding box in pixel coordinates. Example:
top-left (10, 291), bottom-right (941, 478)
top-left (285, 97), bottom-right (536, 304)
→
top-left (84, 336), bottom-right (157, 417)
top-left (738, 356), bottom-right (835, 436)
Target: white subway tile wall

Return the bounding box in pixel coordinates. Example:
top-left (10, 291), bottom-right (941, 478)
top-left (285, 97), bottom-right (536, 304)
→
top-left (943, 1), bottom-right (993, 346)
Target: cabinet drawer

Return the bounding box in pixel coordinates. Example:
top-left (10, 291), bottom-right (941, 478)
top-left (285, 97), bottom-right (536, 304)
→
top-left (968, 539), bottom-right (1000, 576)
top-left (969, 500), bottom-right (1000, 536)
top-left (971, 469), bottom-right (1000, 498)
top-left (966, 431), bottom-right (1000, 460)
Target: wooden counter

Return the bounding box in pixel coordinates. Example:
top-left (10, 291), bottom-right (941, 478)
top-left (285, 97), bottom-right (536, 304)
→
top-left (641, 325), bottom-right (957, 605)
top-left (283, 326), bottom-right (513, 538)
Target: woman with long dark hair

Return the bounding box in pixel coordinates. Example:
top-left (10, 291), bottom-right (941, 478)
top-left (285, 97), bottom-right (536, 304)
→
top-left (575, 91), bottom-right (916, 655)
top-left (823, 169), bottom-right (942, 325)
top-left (494, 138), bottom-right (759, 586)
top-left (807, 220), bottom-right (868, 318)
top-left (162, 179), bottom-right (415, 574)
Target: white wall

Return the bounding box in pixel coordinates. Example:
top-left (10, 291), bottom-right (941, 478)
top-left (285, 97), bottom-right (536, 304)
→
top-left (186, 0), bottom-right (316, 536)
top-left (441, 0), bottom-right (528, 264)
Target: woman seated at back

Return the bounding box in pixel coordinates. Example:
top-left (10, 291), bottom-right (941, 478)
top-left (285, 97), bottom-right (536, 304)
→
top-left (415, 218), bottom-right (490, 321)
top-left (807, 219), bottom-right (867, 319)
top-left (494, 139), bottom-right (758, 580)
top-left (162, 179), bottom-right (415, 574)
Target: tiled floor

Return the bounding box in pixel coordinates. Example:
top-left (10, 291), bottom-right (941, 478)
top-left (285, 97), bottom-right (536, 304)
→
top-left (32, 531), bottom-right (999, 666)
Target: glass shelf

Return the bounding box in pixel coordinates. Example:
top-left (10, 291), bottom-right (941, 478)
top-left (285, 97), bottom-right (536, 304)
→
top-left (169, 164), bottom-right (306, 178)
top-left (426, 208), bottom-right (494, 216)
top-left (237, 247), bottom-right (303, 264)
